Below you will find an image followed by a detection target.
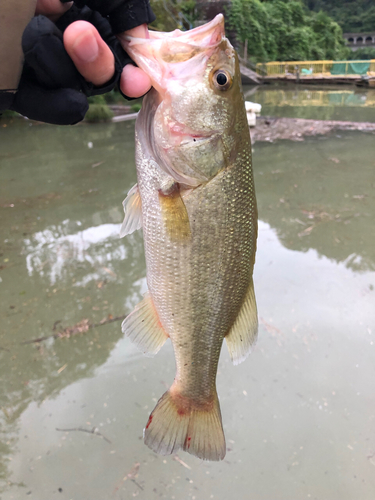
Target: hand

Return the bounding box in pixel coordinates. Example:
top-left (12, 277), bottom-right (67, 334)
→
top-left (63, 21), bottom-right (151, 98)
top-left (38, 0), bottom-right (151, 98)
top-left (3, 0), bottom-right (154, 124)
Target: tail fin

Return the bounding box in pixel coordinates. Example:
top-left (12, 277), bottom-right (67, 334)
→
top-left (144, 389), bottom-right (226, 461)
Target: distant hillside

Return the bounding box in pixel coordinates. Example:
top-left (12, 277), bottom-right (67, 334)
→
top-left (303, 0), bottom-right (375, 33)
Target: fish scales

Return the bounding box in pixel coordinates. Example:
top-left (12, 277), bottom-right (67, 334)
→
top-left (120, 14), bottom-right (258, 461)
top-left (136, 120), bottom-right (256, 399)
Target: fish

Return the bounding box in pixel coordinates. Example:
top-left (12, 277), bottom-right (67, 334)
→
top-left (120, 14), bottom-right (258, 461)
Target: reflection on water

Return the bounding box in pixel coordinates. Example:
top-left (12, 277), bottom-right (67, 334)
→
top-left (246, 85), bottom-right (375, 122)
top-left (0, 102), bottom-right (374, 498)
top-left (24, 221), bottom-right (125, 285)
top-left (253, 132), bottom-right (375, 273)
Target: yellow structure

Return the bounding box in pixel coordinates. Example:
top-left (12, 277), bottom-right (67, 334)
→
top-left (256, 60), bottom-right (375, 77)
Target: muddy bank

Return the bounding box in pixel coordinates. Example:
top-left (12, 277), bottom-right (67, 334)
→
top-left (251, 116), bottom-right (375, 143)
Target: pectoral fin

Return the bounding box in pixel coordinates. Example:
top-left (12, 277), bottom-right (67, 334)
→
top-left (122, 292), bottom-right (168, 357)
top-left (159, 182), bottom-right (191, 242)
top-left (120, 184), bottom-right (142, 237)
top-left (225, 279), bottom-right (258, 365)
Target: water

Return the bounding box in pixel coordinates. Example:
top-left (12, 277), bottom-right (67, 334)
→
top-left (0, 99), bottom-right (374, 499)
top-left (245, 85), bottom-right (375, 123)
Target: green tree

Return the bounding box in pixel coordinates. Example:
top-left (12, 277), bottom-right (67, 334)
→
top-left (309, 11), bottom-right (349, 60)
top-left (180, 0), bottom-right (199, 26)
top-left (149, 0), bottom-right (195, 31)
top-left (150, 0), bottom-right (180, 31)
top-left (347, 47), bottom-right (375, 60)
top-left (302, 0), bottom-right (375, 33)
top-left (228, 0), bottom-right (350, 62)
top-left (228, 0), bottom-right (271, 61)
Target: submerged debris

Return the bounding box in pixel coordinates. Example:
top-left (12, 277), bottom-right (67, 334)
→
top-left (251, 116), bottom-right (375, 143)
top-left (20, 314), bottom-right (126, 345)
top-left (56, 426), bottom-right (111, 444)
top-left (112, 462), bottom-right (143, 494)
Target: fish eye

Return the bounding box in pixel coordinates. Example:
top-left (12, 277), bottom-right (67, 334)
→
top-left (213, 69), bottom-right (232, 91)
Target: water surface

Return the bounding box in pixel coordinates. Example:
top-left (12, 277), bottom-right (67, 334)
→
top-left (245, 85), bottom-right (375, 123)
top-left (0, 113), bottom-right (374, 499)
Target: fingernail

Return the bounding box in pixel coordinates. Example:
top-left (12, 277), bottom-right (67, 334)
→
top-left (73, 32), bottom-right (99, 63)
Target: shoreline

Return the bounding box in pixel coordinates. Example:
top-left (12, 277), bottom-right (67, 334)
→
top-left (251, 116), bottom-right (375, 143)
top-left (2, 113), bottom-right (375, 144)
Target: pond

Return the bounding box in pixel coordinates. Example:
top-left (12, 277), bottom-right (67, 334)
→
top-left (0, 89), bottom-right (374, 499)
top-left (246, 84), bottom-right (375, 123)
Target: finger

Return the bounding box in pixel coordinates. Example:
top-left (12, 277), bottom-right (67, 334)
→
top-left (36, 0), bottom-right (73, 21)
top-left (120, 65), bottom-right (151, 98)
top-left (117, 24), bottom-right (151, 98)
top-left (64, 21), bottom-right (115, 87)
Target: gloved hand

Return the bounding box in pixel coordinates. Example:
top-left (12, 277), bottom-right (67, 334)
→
top-left (0, 0), bottom-right (155, 125)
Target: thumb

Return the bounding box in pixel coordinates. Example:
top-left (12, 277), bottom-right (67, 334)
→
top-left (64, 21), bottom-right (115, 87)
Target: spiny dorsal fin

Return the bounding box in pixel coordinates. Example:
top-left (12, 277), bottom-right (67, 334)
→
top-left (225, 279), bottom-right (258, 365)
top-left (122, 292), bottom-right (168, 357)
top-left (120, 184), bottom-right (142, 237)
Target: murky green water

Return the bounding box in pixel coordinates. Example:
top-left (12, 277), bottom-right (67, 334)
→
top-left (0, 104), bottom-right (374, 499)
top-left (245, 85), bottom-right (375, 123)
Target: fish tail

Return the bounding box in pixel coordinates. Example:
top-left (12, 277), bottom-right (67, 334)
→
top-left (144, 387), bottom-right (226, 461)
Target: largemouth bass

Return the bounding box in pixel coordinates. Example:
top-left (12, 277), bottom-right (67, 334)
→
top-left (120, 14), bottom-right (258, 461)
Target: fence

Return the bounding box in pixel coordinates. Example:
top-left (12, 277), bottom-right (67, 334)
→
top-left (256, 60), bottom-right (375, 77)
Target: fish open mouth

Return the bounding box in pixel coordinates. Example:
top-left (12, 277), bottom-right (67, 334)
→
top-left (120, 15), bottom-right (226, 94)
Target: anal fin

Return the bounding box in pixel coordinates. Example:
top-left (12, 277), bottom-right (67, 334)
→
top-left (225, 279), bottom-right (258, 365)
top-left (120, 184), bottom-right (142, 237)
top-left (122, 292), bottom-right (168, 357)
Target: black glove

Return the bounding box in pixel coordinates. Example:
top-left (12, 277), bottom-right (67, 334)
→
top-left (61, 0), bottom-right (156, 33)
top-left (0, 2), bottom-right (155, 125)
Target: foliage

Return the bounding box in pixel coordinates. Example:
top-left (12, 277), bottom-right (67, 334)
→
top-left (0, 109), bottom-right (19, 119)
top-left (131, 102), bottom-right (143, 112)
top-left (149, 0), bottom-right (198, 31)
top-left (85, 105), bottom-right (114, 122)
top-left (150, 0), bottom-right (183, 31)
top-left (347, 47), bottom-right (375, 60)
top-left (180, 0), bottom-right (199, 26)
top-left (87, 95), bottom-right (106, 105)
top-left (309, 11), bottom-right (350, 60)
top-left (85, 95), bottom-right (114, 122)
top-left (302, 0), bottom-right (375, 33)
top-left (103, 90), bottom-right (123, 104)
top-left (228, 0), bottom-right (349, 62)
